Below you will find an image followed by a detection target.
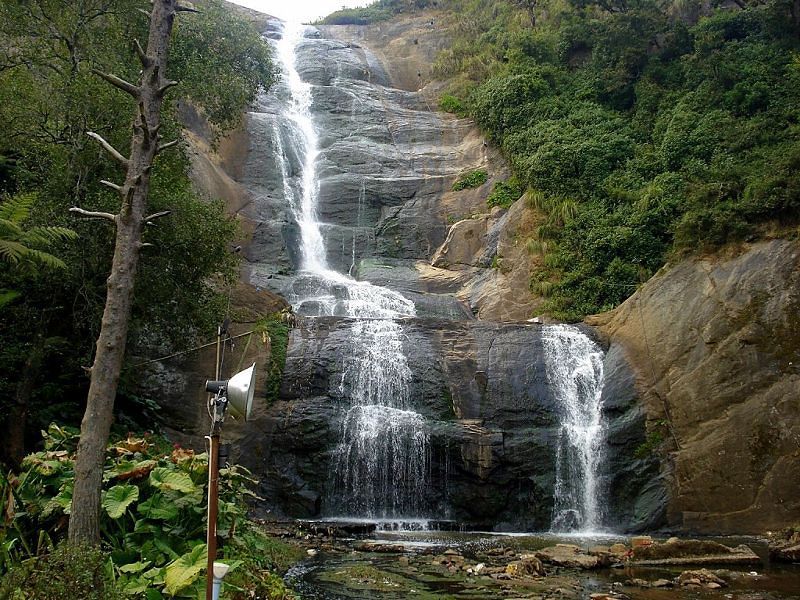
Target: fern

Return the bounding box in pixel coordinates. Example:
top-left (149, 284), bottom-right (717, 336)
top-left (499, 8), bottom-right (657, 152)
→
top-left (0, 193), bottom-right (77, 270)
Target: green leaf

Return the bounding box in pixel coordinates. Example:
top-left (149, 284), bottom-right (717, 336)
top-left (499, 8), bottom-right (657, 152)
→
top-left (145, 589), bottom-right (165, 600)
top-left (164, 544), bottom-right (207, 596)
top-left (102, 484), bottom-right (139, 519)
top-left (149, 467), bottom-right (197, 494)
top-left (152, 535), bottom-right (181, 561)
top-left (123, 577), bottom-right (149, 595)
top-left (0, 289), bottom-right (19, 310)
top-left (138, 492), bottom-right (179, 521)
top-left (41, 482), bottom-right (72, 517)
top-left (119, 560), bottom-right (151, 574)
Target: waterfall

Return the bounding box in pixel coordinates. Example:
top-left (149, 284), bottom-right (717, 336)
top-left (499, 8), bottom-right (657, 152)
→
top-left (542, 325), bottom-right (606, 533)
top-left (269, 22), bottom-right (430, 521)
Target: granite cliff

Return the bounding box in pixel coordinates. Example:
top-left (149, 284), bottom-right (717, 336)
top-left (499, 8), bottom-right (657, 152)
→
top-left (168, 9), bottom-right (799, 535)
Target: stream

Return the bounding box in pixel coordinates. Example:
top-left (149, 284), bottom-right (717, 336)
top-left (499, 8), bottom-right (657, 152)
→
top-left (283, 530), bottom-right (800, 600)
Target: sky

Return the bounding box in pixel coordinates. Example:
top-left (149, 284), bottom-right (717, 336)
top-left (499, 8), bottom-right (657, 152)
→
top-left (227, 0), bottom-right (373, 23)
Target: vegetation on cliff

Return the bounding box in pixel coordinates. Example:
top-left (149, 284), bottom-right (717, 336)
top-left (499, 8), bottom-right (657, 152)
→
top-left (0, 0), bottom-right (275, 462)
top-left (427, 0), bottom-right (800, 319)
top-left (320, 0), bottom-right (439, 24)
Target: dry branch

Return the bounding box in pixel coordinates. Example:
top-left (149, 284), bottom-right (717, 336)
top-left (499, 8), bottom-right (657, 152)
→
top-left (69, 207), bottom-right (117, 222)
top-left (99, 180), bottom-right (122, 193)
top-left (91, 68), bottom-right (140, 98)
top-left (157, 139), bottom-right (179, 153)
top-left (86, 131), bottom-right (129, 168)
top-left (143, 209), bottom-right (172, 224)
top-left (158, 80), bottom-right (178, 95)
top-left (134, 39), bottom-right (151, 68)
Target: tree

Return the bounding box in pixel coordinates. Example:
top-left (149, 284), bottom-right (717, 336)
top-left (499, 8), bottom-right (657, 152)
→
top-left (68, 0), bottom-right (194, 545)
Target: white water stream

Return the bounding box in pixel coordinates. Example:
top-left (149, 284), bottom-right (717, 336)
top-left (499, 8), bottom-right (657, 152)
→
top-left (542, 325), bottom-right (606, 533)
top-left (270, 22), bottom-right (429, 520)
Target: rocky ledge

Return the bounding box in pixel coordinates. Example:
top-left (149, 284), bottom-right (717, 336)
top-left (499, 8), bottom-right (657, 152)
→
top-left (259, 523), bottom-right (779, 599)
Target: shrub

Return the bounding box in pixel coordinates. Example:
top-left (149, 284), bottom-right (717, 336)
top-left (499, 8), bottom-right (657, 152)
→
top-left (452, 169), bottom-right (488, 191)
top-left (487, 177), bottom-right (524, 209)
top-left (439, 93), bottom-right (466, 116)
top-left (0, 543), bottom-right (123, 600)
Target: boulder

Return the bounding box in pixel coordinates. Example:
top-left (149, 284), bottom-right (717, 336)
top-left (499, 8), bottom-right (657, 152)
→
top-left (505, 555), bottom-right (545, 577)
top-left (676, 569), bottom-right (727, 588)
top-left (535, 545), bottom-right (601, 569)
top-left (630, 539), bottom-right (760, 566)
top-left (769, 528), bottom-right (800, 562)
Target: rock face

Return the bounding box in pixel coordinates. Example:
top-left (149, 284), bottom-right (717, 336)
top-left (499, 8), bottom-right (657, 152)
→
top-left (590, 240), bottom-right (800, 534)
top-left (241, 16), bottom-right (539, 322)
top-left (245, 317), bottom-right (655, 530)
top-left (174, 13), bottom-right (658, 532)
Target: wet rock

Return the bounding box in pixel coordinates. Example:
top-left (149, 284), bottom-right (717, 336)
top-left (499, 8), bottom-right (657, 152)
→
top-left (505, 555), bottom-right (545, 577)
top-left (353, 542), bottom-right (406, 553)
top-left (609, 543), bottom-right (629, 556)
top-left (769, 528), bottom-right (800, 562)
top-left (676, 569), bottom-right (727, 588)
top-left (630, 536), bottom-right (653, 548)
top-left (630, 539), bottom-right (760, 566)
top-left (535, 545), bottom-right (601, 569)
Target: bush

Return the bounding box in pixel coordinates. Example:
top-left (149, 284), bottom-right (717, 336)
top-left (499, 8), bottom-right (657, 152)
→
top-left (487, 177), bottom-right (524, 209)
top-left (439, 93), bottom-right (467, 115)
top-left (452, 169), bottom-right (488, 191)
top-left (0, 543), bottom-right (123, 600)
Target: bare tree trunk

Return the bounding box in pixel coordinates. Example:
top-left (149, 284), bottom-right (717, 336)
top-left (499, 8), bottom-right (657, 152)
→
top-left (1, 334), bottom-right (44, 469)
top-left (793, 0), bottom-right (800, 36)
top-left (68, 0), bottom-right (183, 545)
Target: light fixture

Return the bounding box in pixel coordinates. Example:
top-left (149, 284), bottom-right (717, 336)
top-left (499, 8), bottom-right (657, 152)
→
top-left (205, 362), bottom-right (256, 423)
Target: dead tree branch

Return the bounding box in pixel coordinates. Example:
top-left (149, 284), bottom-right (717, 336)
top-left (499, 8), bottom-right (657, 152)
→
top-left (86, 131), bottom-right (129, 168)
top-left (91, 68), bottom-right (140, 98)
top-left (69, 207), bottom-right (117, 222)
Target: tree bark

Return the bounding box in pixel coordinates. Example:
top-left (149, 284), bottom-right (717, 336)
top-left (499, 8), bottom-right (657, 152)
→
top-left (793, 0), bottom-right (800, 36)
top-left (68, 0), bottom-right (179, 545)
top-left (1, 334), bottom-right (44, 469)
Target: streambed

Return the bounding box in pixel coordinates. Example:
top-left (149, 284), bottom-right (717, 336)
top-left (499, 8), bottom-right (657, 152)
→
top-left (282, 530), bottom-right (800, 599)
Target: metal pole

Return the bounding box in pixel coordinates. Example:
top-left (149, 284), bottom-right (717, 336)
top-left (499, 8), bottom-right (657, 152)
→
top-left (206, 323), bottom-right (223, 599)
top-left (205, 431), bottom-right (220, 600)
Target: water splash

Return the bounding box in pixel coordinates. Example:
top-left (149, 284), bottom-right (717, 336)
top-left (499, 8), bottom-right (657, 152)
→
top-left (542, 325), bottom-right (606, 533)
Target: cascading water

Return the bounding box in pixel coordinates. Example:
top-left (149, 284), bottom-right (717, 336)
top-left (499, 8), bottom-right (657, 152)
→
top-left (542, 325), bottom-right (606, 533)
top-left (269, 22), bottom-right (429, 521)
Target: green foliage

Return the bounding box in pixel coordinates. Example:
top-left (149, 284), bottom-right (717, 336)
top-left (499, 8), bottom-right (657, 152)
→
top-left (451, 169), bottom-right (489, 191)
top-left (487, 177), bottom-right (524, 209)
top-left (439, 93), bottom-right (467, 116)
top-left (435, 0), bottom-right (800, 319)
top-left (0, 426), bottom-right (302, 598)
top-left (171, 0), bottom-right (277, 133)
top-left (256, 314), bottom-right (291, 404)
top-left (634, 430), bottom-right (665, 459)
top-left (0, 542), bottom-right (124, 600)
top-left (320, 0), bottom-right (436, 24)
top-left (0, 0), bottom-right (268, 439)
top-left (0, 193), bottom-right (77, 271)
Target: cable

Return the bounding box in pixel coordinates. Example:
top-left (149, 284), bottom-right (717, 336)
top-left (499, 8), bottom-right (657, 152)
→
top-left (130, 330), bottom-right (256, 368)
